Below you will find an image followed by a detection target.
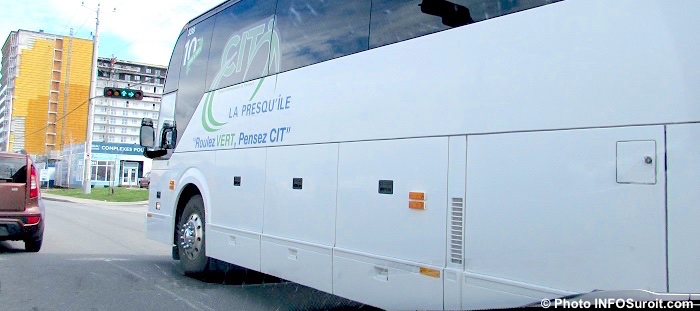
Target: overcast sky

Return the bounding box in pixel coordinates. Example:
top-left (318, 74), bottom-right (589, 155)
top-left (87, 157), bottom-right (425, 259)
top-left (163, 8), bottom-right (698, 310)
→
top-left (0, 0), bottom-right (222, 66)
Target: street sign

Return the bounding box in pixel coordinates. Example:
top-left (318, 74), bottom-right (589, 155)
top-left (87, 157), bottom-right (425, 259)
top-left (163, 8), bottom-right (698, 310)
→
top-left (40, 169), bottom-right (49, 182)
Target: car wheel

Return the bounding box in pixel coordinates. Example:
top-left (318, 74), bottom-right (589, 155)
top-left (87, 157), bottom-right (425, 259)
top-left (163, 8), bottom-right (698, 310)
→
top-left (25, 236), bottom-right (43, 252)
top-left (177, 195), bottom-right (209, 274)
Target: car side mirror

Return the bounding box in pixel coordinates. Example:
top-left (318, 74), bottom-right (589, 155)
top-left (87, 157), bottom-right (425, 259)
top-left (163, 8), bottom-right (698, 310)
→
top-left (140, 118), bottom-right (155, 148)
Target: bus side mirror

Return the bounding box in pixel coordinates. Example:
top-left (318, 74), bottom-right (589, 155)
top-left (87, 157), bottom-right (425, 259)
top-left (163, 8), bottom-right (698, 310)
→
top-left (162, 127), bottom-right (177, 150)
top-left (140, 118), bottom-right (155, 148)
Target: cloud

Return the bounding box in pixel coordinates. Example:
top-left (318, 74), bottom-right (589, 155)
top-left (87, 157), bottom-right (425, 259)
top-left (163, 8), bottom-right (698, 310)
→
top-left (1, 0), bottom-right (222, 66)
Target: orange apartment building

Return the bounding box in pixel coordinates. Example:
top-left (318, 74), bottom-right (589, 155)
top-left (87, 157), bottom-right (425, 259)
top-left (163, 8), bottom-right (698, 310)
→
top-left (1, 30), bottom-right (93, 157)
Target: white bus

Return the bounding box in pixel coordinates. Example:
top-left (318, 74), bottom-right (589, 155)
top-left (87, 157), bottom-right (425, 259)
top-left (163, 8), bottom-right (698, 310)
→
top-left (140, 0), bottom-right (700, 309)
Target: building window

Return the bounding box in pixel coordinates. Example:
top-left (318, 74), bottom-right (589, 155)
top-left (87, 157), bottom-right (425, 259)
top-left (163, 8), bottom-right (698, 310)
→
top-left (110, 118), bottom-right (116, 124)
top-left (130, 137), bottom-right (137, 142)
top-left (145, 68), bottom-right (152, 74)
top-left (122, 110), bottom-right (128, 116)
top-left (155, 69), bottom-right (160, 76)
top-left (108, 136), bottom-right (115, 142)
top-left (125, 74), bottom-right (131, 81)
top-left (121, 128), bottom-right (127, 134)
top-left (122, 119), bottom-right (128, 125)
top-left (90, 160), bottom-right (115, 182)
top-left (121, 137), bottom-right (127, 143)
top-left (109, 126), bottom-right (115, 133)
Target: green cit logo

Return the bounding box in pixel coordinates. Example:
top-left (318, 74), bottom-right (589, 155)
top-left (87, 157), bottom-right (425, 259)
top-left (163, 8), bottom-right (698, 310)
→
top-left (201, 17), bottom-right (280, 133)
top-left (201, 92), bottom-right (227, 132)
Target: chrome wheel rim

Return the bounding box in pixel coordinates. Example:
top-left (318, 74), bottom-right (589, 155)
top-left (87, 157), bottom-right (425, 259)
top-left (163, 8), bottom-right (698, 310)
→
top-left (179, 213), bottom-right (203, 260)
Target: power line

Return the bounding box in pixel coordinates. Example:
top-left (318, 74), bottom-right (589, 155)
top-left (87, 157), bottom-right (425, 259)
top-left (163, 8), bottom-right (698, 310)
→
top-left (24, 73), bottom-right (162, 139)
top-left (25, 96), bottom-right (92, 138)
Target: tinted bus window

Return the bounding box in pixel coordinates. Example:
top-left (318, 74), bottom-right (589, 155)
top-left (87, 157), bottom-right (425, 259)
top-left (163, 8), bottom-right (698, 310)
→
top-left (164, 32), bottom-right (187, 93)
top-left (206, 0), bottom-right (278, 91)
top-left (370, 0), bottom-right (472, 49)
top-left (274, 0), bottom-right (371, 72)
top-left (370, 0), bottom-right (559, 48)
top-left (467, 0), bottom-right (561, 21)
top-left (174, 17), bottom-right (215, 142)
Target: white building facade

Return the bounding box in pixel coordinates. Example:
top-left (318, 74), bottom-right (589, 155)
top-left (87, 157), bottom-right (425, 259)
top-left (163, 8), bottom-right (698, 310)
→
top-left (93, 57), bottom-right (166, 145)
top-left (54, 57), bottom-right (167, 187)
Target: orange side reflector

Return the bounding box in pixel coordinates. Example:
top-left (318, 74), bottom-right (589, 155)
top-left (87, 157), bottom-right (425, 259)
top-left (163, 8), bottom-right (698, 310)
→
top-left (147, 213), bottom-right (153, 218)
top-left (420, 267), bottom-right (440, 278)
top-left (409, 192), bottom-right (425, 201)
top-left (169, 180), bottom-right (175, 190)
top-left (409, 201), bottom-right (425, 210)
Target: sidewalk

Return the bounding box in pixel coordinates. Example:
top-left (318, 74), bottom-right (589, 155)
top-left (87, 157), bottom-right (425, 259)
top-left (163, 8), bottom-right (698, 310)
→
top-left (42, 192), bottom-right (149, 206)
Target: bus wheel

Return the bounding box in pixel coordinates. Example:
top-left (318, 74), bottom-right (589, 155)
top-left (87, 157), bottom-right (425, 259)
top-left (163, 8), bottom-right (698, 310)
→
top-left (177, 195), bottom-right (208, 274)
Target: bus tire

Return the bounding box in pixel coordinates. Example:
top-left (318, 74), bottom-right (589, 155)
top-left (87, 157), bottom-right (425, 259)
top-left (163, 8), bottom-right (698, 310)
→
top-left (177, 195), bottom-right (209, 274)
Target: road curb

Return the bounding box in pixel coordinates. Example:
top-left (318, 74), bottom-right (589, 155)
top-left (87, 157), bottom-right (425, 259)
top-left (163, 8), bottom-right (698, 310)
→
top-left (42, 193), bottom-right (148, 207)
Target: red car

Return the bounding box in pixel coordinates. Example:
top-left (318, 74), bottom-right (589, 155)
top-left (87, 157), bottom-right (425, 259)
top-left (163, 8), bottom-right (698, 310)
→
top-left (139, 172), bottom-right (150, 189)
top-left (0, 152), bottom-right (44, 252)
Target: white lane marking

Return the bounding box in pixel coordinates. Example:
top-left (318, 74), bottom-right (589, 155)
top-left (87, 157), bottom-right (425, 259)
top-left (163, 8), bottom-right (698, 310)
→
top-left (114, 263), bottom-right (214, 311)
top-left (155, 285), bottom-right (201, 310)
top-left (110, 263), bottom-right (147, 281)
top-left (68, 257), bottom-right (130, 262)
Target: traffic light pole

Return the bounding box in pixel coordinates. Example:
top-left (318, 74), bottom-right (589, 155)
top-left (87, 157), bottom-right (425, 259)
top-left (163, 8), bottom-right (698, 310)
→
top-left (82, 3), bottom-right (100, 194)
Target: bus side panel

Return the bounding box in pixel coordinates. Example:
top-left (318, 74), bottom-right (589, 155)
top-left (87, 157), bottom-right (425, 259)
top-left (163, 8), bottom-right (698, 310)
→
top-left (334, 137), bottom-right (447, 309)
top-left (333, 251), bottom-right (443, 310)
top-left (666, 123), bottom-right (700, 293)
top-left (336, 137), bottom-right (448, 265)
top-left (263, 144), bottom-right (338, 246)
top-left (261, 144), bottom-right (338, 292)
top-left (464, 126), bottom-right (666, 306)
top-left (146, 161), bottom-right (175, 245)
top-left (211, 148), bottom-right (267, 233)
top-left (207, 147), bottom-right (267, 271)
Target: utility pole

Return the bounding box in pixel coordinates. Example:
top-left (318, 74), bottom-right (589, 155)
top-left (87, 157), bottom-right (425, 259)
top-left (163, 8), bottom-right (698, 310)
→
top-left (82, 2), bottom-right (100, 194)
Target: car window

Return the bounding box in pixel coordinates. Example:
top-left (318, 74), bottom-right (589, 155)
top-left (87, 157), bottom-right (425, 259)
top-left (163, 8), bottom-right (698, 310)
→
top-left (0, 157), bottom-right (27, 183)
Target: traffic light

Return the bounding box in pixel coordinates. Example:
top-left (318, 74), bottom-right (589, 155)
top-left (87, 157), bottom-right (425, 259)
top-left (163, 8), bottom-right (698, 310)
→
top-left (103, 88), bottom-right (143, 100)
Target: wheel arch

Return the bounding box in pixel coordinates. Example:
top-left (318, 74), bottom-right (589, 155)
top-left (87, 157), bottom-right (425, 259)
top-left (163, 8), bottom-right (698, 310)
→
top-left (171, 167), bottom-right (212, 249)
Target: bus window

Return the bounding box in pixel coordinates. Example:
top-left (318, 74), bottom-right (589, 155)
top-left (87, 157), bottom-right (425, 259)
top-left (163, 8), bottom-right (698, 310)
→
top-left (466, 0), bottom-right (561, 23)
top-left (369, 0), bottom-right (472, 49)
top-left (274, 0), bottom-right (371, 72)
top-left (206, 0), bottom-right (278, 91)
top-left (164, 32), bottom-right (187, 94)
top-left (369, 0), bottom-right (560, 48)
top-left (174, 17), bottom-right (215, 143)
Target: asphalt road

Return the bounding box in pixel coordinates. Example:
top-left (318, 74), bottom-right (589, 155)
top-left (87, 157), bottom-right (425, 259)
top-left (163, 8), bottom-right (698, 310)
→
top-left (0, 199), bottom-right (374, 311)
